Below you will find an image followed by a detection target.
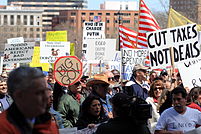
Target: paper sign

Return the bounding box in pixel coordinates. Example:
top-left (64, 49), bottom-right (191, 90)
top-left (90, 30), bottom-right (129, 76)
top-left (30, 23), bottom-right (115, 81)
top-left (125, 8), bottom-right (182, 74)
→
top-left (146, 24), bottom-right (199, 69)
top-left (54, 56), bottom-right (82, 86)
top-left (7, 37), bottom-right (24, 44)
top-left (40, 41), bottom-right (70, 63)
top-left (29, 46), bottom-right (49, 71)
top-left (85, 39), bottom-right (116, 60)
top-left (46, 31), bottom-right (67, 42)
top-left (177, 59), bottom-right (201, 89)
top-left (3, 42), bottom-right (35, 64)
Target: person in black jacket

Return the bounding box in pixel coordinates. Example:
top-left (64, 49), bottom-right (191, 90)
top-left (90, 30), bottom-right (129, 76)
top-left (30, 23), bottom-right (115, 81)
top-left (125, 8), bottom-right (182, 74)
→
top-left (76, 95), bottom-right (108, 130)
top-left (95, 93), bottom-right (150, 134)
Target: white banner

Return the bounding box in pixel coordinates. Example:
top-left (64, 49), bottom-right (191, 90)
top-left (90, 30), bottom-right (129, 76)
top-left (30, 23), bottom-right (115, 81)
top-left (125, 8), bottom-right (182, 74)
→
top-left (85, 39), bottom-right (116, 61)
top-left (40, 41), bottom-right (70, 63)
top-left (3, 42), bottom-right (35, 64)
top-left (146, 24), bottom-right (200, 69)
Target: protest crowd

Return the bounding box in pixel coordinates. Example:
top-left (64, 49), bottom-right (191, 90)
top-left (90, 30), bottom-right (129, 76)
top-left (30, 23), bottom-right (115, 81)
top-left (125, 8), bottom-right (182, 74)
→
top-left (1, 0), bottom-right (201, 134)
top-left (0, 63), bottom-right (201, 134)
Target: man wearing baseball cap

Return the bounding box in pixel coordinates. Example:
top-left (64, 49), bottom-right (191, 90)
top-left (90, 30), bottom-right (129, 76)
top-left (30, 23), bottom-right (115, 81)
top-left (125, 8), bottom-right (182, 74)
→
top-left (125, 64), bottom-right (149, 100)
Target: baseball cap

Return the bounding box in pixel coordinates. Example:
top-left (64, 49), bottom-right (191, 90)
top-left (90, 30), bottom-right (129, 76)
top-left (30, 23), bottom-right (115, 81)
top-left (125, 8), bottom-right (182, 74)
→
top-left (133, 64), bottom-right (149, 72)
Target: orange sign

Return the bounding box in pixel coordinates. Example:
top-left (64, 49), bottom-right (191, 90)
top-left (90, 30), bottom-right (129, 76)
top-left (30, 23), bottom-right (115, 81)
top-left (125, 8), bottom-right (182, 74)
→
top-left (54, 56), bottom-right (82, 86)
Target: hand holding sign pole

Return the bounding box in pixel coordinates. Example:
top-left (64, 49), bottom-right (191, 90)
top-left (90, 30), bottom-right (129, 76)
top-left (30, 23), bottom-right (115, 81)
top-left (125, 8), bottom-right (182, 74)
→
top-left (54, 56), bottom-right (83, 86)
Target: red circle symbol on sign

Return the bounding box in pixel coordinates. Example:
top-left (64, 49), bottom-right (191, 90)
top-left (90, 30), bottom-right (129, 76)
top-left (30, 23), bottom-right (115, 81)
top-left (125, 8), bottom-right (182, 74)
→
top-left (54, 56), bottom-right (83, 86)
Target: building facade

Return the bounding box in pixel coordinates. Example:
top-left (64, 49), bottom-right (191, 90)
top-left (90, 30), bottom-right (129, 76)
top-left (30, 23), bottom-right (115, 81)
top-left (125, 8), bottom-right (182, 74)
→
top-left (52, 9), bottom-right (138, 57)
top-left (170, 0), bottom-right (201, 24)
top-left (0, 6), bottom-right (43, 51)
top-left (8, 0), bottom-right (87, 39)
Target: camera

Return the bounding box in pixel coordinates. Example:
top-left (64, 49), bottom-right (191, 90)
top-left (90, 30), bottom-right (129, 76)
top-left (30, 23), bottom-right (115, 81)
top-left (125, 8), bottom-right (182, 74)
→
top-left (122, 86), bottom-right (152, 122)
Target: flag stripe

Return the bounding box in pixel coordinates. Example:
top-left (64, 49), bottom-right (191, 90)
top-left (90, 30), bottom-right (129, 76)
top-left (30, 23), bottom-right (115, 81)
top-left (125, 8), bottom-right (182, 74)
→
top-left (119, 25), bottom-right (148, 49)
top-left (138, 0), bottom-right (160, 37)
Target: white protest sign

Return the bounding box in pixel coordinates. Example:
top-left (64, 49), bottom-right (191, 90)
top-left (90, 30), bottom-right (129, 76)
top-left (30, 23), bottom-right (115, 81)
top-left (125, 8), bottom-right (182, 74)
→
top-left (85, 39), bottom-right (116, 61)
top-left (146, 24), bottom-right (200, 69)
top-left (7, 37), bottom-right (24, 44)
top-left (82, 22), bottom-right (105, 55)
top-left (3, 42), bottom-right (35, 64)
top-left (40, 41), bottom-right (70, 63)
top-left (177, 58), bottom-right (201, 89)
top-left (121, 48), bottom-right (149, 80)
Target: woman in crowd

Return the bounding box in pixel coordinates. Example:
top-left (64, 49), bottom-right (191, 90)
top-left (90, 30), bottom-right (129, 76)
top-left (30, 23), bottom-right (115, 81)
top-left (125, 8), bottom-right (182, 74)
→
top-left (146, 79), bottom-right (164, 133)
top-left (76, 95), bottom-right (108, 130)
top-left (187, 87), bottom-right (201, 110)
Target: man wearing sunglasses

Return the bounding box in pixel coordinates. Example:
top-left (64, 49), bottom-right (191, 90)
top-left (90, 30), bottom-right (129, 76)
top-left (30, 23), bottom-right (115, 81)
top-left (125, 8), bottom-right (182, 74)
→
top-left (125, 64), bottom-right (149, 100)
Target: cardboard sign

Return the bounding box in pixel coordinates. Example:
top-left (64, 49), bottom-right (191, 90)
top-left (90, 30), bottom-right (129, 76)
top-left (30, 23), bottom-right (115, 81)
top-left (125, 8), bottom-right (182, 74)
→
top-left (177, 58), bottom-right (201, 89)
top-left (40, 41), bottom-right (70, 63)
top-left (146, 24), bottom-right (200, 69)
top-left (54, 56), bottom-right (82, 86)
top-left (121, 48), bottom-right (149, 80)
top-left (4, 42), bottom-right (35, 64)
top-left (84, 39), bottom-right (116, 60)
top-left (46, 31), bottom-right (67, 42)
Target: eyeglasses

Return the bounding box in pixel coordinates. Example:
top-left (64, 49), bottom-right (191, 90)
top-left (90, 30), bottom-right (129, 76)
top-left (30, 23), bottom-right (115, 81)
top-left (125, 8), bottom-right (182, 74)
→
top-left (108, 77), bottom-right (115, 81)
top-left (114, 75), bottom-right (120, 79)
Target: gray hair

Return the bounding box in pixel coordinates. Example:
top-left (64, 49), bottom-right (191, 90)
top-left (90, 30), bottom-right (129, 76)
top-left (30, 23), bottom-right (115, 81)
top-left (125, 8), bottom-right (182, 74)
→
top-left (7, 66), bottom-right (45, 97)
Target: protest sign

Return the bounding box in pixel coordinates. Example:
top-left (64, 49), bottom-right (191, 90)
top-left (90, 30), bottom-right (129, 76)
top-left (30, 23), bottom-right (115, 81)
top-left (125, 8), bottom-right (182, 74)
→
top-left (29, 46), bottom-right (49, 71)
top-left (82, 22), bottom-right (105, 55)
top-left (40, 41), bottom-right (70, 63)
top-left (121, 48), bottom-right (149, 80)
top-left (146, 24), bottom-right (200, 69)
top-left (4, 42), bottom-right (35, 64)
top-left (177, 58), bottom-right (201, 89)
top-left (46, 31), bottom-right (67, 42)
top-left (54, 56), bottom-right (82, 86)
top-left (7, 37), bottom-right (24, 44)
top-left (84, 39), bottom-right (116, 61)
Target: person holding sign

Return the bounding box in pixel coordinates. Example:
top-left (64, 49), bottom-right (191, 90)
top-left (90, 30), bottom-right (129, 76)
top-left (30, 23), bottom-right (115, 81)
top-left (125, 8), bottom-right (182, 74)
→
top-left (155, 87), bottom-right (201, 134)
top-left (57, 81), bottom-right (85, 128)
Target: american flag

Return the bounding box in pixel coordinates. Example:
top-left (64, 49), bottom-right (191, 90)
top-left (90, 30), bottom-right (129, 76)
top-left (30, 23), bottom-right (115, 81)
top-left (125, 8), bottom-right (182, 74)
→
top-left (119, 25), bottom-right (147, 49)
top-left (138, 0), bottom-right (160, 37)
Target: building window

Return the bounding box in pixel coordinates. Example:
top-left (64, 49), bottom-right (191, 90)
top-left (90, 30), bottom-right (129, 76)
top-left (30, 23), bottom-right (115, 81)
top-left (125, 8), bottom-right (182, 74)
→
top-left (71, 12), bottom-right (76, 16)
top-left (82, 20), bottom-right (85, 22)
top-left (24, 28), bottom-right (27, 31)
top-left (106, 13), bottom-right (110, 16)
top-left (30, 28), bottom-right (34, 31)
top-left (107, 27), bottom-right (109, 30)
top-left (17, 15), bottom-right (21, 25)
top-left (36, 28), bottom-right (40, 31)
top-left (24, 15), bottom-right (27, 25)
top-left (10, 15), bottom-right (14, 25)
top-left (90, 13), bottom-right (94, 16)
top-left (36, 34), bottom-right (40, 38)
top-left (106, 20), bottom-right (110, 23)
top-left (30, 34), bottom-right (34, 38)
top-left (98, 13), bottom-right (102, 15)
top-left (81, 12), bottom-right (86, 15)
top-left (4, 15), bottom-right (7, 25)
top-left (126, 5), bottom-right (128, 10)
top-left (122, 20), bottom-right (130, 23)
top-left (30, 15), bottom-right (34, 25)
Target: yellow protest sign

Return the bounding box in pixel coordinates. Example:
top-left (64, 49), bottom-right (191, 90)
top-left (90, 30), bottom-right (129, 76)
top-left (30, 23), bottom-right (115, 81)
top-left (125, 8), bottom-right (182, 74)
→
top-left (46, 31), bottom-right (67, 41)
top-left (29, 46), bottom-right (49, 71)
top-left (70, 43), bottom-right (75, 56)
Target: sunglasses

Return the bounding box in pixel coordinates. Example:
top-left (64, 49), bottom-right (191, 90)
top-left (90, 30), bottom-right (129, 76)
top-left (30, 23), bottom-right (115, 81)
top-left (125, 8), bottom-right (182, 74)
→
top-left (108, 77), bottom-right (115, 81)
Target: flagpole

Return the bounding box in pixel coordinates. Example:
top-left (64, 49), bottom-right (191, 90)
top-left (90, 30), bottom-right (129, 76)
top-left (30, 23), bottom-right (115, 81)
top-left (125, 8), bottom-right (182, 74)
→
top-left (136, 0), bottom-right (142, 48)
top-left (118, 9), bottom-right (122, 51)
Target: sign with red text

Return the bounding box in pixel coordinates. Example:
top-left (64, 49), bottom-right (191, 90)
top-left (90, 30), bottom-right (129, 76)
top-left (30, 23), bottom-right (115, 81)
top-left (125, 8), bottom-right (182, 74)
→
top-left (54, 56), bottom-right (82, 86)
